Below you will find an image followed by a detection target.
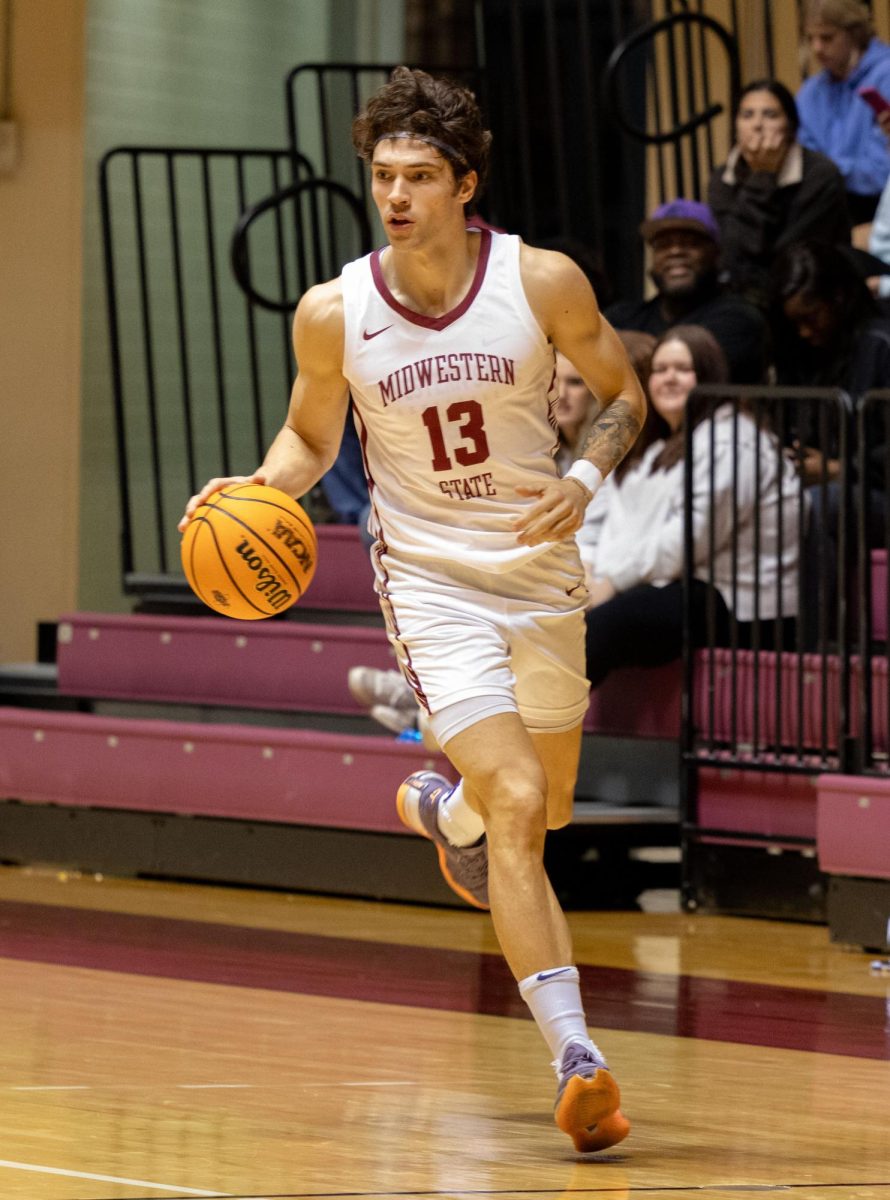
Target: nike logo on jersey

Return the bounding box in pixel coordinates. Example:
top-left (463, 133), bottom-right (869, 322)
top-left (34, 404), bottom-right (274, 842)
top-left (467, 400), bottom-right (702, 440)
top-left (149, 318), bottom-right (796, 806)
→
top-left (363, 324), bottom-right (393, 341)
top-left (536, 966), bottom-right (574, 982)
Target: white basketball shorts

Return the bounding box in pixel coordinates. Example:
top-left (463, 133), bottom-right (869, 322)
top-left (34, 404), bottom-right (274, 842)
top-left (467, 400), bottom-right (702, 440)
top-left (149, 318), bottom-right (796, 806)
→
top-left (372, 540), bottom-right (590, 744)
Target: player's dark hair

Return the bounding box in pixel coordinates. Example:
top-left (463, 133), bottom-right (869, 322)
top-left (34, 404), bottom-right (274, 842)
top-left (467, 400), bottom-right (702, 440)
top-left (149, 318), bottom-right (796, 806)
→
top-left (352, 66), bottom-right (492, 213)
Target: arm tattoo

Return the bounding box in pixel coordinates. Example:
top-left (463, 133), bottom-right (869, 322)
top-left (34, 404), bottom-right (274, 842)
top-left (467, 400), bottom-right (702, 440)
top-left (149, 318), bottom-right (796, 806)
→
top-left (580, 398), bottom-right (643, 475)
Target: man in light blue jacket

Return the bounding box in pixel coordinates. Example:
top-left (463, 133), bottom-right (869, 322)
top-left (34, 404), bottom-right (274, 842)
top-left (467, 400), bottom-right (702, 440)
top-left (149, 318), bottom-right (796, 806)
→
top-left (797, 0), bottom-right (890, 224)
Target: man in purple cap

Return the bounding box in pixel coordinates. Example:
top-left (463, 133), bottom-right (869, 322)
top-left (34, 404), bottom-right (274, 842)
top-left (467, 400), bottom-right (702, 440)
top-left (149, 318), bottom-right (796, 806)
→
top-left (606, 198), bottom-right (768, 384)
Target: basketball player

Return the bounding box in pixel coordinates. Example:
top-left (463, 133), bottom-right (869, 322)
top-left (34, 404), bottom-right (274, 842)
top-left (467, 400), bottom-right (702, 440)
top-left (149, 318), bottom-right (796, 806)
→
top-left (180, 67), bottom-right (645, 1153)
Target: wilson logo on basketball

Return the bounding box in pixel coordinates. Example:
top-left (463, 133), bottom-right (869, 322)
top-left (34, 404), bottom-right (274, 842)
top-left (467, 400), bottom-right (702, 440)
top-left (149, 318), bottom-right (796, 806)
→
top-left (233, 540), bottom-right (294, 611)
top-left (271, 519), bottom-right (315, 570)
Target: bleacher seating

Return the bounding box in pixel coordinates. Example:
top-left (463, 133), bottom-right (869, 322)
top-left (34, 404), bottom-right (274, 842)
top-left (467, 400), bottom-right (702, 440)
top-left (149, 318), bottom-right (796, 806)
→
top-left (0, 522), bottom-right (681, 909)
top-left (0, 705), bottom-right (449, 831)
top-left (56, 611), bottom-right (394, 714)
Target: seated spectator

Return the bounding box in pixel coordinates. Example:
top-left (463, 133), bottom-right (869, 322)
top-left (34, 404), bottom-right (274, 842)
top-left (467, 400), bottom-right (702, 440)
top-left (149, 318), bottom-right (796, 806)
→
top-left (867, 109), bottom-right (890, 307)
top-left (576, 330), bottom-right (656, 576)
top-left (553, 351), bottom-right (598, 476)
top-left (319, 413), bottom-right (373, 549)
top-left (584, 325), bottom-right (800, 688)
top-left (708, 79), bottom-right (850, 310)
top-left (771, 239), bottom-right (890, 639)
top-left (797, 0), bottom-right (890, 225)
top-left (533, 236), bottom-right (613, 309)
top-left (605, 199), bottom-right (769, 384)
top-left (771, 239), bottom-right (890, 397)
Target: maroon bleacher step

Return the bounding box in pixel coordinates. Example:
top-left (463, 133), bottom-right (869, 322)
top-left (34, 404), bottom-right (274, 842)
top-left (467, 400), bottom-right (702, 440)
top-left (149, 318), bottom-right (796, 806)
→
top-left (0, 706), bottom-right (453, 832)
top-left (696, 766), bottom-right (818, 841)
top-left (56, 612), bottom-right (394, 713)
top-left (302, 525), bottom-right (378, 613)
top-left (817, 774), bottom-right (890, 880)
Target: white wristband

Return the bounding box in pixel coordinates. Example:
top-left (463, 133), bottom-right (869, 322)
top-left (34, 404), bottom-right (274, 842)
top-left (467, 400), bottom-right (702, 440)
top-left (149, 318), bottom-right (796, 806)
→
top-left (566, 460), bottom-right (604, 500)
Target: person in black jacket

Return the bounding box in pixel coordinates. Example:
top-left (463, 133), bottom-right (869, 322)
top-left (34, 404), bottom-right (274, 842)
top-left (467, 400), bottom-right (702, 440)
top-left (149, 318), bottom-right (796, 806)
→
top-left (709, 80), bottom-right (851, 311)
top-left (771, 239), bottom-right (890, 642)
top-left (605, 198), bottom-right (768, 384)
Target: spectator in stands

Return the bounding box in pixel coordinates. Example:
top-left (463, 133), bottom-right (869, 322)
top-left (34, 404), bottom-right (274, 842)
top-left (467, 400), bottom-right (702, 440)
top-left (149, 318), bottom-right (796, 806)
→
top-left (533, 236), bottom-right (613, 310)
top-left (797, 0), bottom-right (890, 226)
top-left (605, 199), bottom-right (768, 384)
top-left (771, 239), bottom-right (890, 639)
top-left (553, 351), bottom-right (598, 476)
top-left (319, 416), bottom-right (372, 547)
top-left (584, 325), bottom-right (800, 688)
top-left (708, 79), bottom-right (850, 311)
top-left (576, 331), bottom-right (656, 578)
top-left (616, 329), bottom-right (657, 395)
top-left (867, 108), bottom-right (890, 308)
top-left (771, 239), bottom-right (890, 398)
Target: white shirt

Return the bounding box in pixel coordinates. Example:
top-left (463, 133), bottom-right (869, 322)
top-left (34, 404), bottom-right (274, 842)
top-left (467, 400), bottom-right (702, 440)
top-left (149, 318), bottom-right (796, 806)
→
top-left (588, 406), bottom-right (802, 620)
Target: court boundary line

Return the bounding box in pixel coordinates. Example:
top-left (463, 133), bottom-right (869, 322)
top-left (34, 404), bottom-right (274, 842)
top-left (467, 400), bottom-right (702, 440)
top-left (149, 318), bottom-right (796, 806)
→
top-left (0, 1157), bottom-right (231, 1196)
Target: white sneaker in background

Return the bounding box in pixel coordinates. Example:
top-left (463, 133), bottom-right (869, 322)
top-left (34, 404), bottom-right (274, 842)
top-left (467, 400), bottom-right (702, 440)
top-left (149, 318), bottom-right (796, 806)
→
top-left (347, 666), bottom-right (415, 711)
top-left (369, 703), bottom-right (418, 735)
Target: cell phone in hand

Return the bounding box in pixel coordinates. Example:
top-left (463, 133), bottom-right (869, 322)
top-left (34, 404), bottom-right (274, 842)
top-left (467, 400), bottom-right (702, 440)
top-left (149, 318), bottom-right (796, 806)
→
top-left (858, 86), bottom-right (890, 116)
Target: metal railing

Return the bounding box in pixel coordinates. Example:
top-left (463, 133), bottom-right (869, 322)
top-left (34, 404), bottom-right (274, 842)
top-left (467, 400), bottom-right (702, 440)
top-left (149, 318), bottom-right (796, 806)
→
top-left (855, 389), bottom-right (890, 774)
top-left (100, 144), bottom-right (326, 593)
top-left (681, 386), bottom-right (854, 779)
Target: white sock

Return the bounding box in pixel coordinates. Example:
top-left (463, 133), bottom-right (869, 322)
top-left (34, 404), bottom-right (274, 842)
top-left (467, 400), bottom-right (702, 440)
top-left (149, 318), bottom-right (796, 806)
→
top-left (436, 781), bottom-right (486, 847)
top-left (518, 966), bottom-right (605, 1067)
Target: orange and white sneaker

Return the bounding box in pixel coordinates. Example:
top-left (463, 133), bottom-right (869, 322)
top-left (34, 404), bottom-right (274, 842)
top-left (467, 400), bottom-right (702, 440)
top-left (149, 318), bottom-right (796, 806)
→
top-left (553, 1041), bottom-right (630, 1153)
top-left (396, 771), bottom-right (489, 910)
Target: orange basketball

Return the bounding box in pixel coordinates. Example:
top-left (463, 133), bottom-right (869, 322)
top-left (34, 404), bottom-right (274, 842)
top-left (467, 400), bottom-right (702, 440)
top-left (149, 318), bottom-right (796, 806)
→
top-left (180, 483), bottom-right (317, 619)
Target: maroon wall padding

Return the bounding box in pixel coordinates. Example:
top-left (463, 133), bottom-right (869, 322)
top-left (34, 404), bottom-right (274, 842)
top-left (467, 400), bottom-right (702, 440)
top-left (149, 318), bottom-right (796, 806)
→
top-left (0, 706), bottom-right (453, 831)
top-left (872, 550), bottom-right (887, 642)
top-left (817, 773), bottom-right (890, 879)
top-left (56, 613), bottom-right (393, 713)
top-left (584, 662), bottom-right (681, 738)
top-left (695, 766), bottom-right (818, 840)
top-left (302, 525), bottom-right (378, 613)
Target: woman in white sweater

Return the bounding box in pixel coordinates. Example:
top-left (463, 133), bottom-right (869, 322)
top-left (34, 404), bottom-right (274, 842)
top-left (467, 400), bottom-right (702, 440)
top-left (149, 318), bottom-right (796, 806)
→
top-left (583, 325), bottom-right (801, 687)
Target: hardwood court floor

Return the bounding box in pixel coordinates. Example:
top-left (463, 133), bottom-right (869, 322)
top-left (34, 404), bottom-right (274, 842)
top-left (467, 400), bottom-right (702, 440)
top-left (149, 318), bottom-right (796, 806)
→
top-left (0, 864), bottom-right (887, 1200)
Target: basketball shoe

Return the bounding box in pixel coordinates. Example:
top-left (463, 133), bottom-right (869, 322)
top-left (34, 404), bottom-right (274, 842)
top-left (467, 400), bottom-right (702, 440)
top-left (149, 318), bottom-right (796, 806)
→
top-left (348, 667), bottom-right (415, 711)
top-left (396, 771), bottom-right (489, 910)
top-left (553, 1040), bottom-right (630, 1153)
top-left (368, 704), bottom-right (418, 735)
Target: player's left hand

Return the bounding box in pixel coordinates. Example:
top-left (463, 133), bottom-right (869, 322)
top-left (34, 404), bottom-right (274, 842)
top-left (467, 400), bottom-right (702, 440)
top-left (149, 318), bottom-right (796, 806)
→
top-left (512, 479), bottom-right (589, 546)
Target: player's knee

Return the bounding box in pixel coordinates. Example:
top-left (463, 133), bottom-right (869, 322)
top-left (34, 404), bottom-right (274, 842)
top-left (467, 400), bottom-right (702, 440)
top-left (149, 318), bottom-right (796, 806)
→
top-left (480, 767), bottom-right (548, 842)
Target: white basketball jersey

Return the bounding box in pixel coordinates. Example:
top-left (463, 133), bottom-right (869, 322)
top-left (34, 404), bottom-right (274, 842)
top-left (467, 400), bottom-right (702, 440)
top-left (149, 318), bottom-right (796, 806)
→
top-left (341, 229), bottom-right (564, 572)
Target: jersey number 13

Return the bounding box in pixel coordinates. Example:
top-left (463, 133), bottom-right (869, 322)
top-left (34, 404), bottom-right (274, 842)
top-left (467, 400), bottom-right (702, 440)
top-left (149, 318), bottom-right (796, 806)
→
top-left (421, 401), bottom-right (490, 472)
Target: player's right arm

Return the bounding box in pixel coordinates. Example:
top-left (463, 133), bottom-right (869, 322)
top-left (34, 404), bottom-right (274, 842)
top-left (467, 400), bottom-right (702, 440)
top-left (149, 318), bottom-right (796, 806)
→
top-left (178, 280), bottom-right (350, 530)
